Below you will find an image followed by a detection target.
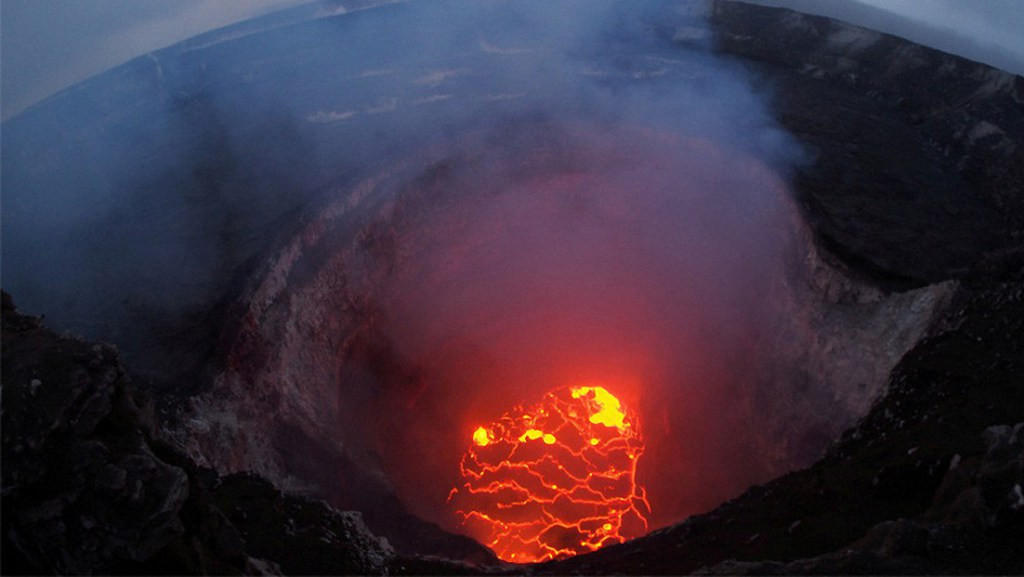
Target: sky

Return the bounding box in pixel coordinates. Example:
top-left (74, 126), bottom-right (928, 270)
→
top-left (2, 0), bottom-right (1023, 121)
top-left (1, 0), bottom-right (309, 120)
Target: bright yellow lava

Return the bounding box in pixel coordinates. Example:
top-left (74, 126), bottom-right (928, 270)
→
top-left (518, 428), bottom-right (557, 444)
top-left (473, 426), bottom-right (491, 447)
top-left (571, 386), bottom-right (628, 430)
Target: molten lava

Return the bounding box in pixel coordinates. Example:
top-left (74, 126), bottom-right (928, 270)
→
top-left (449, 385), bottom-right (650, 563)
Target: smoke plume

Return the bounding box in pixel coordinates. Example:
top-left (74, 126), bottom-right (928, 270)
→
top-left (5, 0), bottom-right (865, 540)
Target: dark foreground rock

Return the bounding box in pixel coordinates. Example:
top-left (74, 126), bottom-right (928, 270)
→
top-left (697, 422), bottom-right (1024, 575)
top-left (210, 473), bottom-right (392, 575)
top-left (1, 292), bottom-right (393, 575)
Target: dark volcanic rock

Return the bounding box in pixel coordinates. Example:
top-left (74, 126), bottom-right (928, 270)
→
top-left (1, 293), bottom-right (395, 575)
top-left (1, 292), bottom-right (210, 574)
top-left (210, 472), bottom-right (393, 575)
top-left (713, 0), bottom-right (1024, 290)
top-left (699, 423), bottom-right (1024, 575)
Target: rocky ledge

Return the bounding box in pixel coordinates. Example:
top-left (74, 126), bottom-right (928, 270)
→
top-left (1, 292), bottom-right (394, 575)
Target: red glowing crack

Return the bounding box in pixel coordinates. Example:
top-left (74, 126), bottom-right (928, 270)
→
top-left (448, 385), bottom-right (650, 563)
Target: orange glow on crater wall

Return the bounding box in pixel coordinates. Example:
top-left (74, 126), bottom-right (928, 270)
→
top-left (448, 385), bottom-right (650, 563)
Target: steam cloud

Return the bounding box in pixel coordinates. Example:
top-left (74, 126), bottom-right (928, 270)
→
top-left (365, 124), bottom-right (799, 530)
top-left (5, 0), bottom-right (826, 537)
top-left (290, 1), bottom-right (806, 531)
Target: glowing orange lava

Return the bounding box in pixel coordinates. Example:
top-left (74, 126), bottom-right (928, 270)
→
top-left (448, 385), bottom-right (650, 563)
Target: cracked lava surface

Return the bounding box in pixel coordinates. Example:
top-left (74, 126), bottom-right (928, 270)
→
top-left (448, 385), bottom-right (649, 562)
